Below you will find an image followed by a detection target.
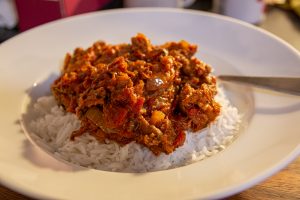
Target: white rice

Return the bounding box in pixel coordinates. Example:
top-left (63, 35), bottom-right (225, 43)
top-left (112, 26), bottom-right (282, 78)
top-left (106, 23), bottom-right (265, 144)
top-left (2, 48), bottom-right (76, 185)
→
top-left (28, 87), bottom-right (241, 172)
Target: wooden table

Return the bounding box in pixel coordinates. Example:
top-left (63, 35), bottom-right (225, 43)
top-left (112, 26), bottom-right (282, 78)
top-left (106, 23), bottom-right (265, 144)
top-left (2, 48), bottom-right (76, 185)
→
top-left (229, 157), bottom-right (300, 200)
top-left (1, 6), bottom-right (300, 200)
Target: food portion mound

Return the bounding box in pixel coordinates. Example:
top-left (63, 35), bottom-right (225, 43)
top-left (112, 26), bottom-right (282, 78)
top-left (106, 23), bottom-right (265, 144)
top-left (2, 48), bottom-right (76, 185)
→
top-left (51, 33), bottom-right (220, 155)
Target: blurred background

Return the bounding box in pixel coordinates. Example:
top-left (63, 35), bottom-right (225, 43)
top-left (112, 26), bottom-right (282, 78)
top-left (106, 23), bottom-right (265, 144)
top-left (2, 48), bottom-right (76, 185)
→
top-left (0, 0), bottom-right (299, 48)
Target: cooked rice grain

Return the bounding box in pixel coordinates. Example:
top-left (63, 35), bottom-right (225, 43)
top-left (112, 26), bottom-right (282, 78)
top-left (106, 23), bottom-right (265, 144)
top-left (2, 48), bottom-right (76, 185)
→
top-left (28, 87), bottom-right (241, 172)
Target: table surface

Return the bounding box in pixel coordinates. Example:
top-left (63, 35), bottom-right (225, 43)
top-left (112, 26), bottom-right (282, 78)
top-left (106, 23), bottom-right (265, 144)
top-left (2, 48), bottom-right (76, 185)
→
top-left (0, 7), bottom-right (299, 200)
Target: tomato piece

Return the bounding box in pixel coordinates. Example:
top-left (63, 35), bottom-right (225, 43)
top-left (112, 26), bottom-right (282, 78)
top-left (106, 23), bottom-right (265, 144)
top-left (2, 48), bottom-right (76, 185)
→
top-left (132, 97), bottom-right (145, 114)
top-left (112, 107), bottom-right (128, 127)
top-left (173, 131), bottom-right (185, 147)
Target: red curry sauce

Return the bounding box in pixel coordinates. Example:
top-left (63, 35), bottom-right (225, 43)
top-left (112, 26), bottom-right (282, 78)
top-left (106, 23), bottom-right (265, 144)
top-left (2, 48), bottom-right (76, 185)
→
top-left (51, 34), bottom-right (220, 155)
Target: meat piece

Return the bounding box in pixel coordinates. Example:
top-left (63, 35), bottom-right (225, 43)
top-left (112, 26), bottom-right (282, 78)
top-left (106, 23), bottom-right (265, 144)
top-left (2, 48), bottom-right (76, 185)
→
top-left (179, 83), bottom-right (220, 131)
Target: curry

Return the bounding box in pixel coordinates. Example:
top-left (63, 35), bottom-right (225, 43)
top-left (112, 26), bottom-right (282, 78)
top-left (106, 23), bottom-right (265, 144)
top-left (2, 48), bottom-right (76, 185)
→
top-left (51, 34), bottom-right (220, 155)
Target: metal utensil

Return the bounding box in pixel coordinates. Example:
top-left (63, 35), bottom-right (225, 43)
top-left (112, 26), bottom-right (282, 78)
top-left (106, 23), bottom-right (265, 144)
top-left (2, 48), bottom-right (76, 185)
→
top-left (218, 75), bottom-right (300, 95)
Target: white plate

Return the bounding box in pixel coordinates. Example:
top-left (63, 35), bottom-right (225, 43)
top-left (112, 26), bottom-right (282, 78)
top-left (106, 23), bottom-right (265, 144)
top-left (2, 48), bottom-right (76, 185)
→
top-left (0, 8), bottom-right (299, 200)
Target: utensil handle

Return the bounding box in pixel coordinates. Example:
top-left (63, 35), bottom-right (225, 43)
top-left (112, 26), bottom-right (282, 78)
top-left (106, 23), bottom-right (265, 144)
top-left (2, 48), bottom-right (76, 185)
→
top-left (218, 75), bottom-right (300, 95)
